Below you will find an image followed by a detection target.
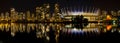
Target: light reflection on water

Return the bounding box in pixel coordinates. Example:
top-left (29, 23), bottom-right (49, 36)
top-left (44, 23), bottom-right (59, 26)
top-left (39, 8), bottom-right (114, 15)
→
top-left (0, 23), bottom-right (120, 43)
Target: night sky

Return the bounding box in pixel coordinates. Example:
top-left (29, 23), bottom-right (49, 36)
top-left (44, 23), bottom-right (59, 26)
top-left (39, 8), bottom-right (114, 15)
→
top-left (0, 0), bottom-right (120, 12)
top-left (94, 0), bottom-right (120, 11)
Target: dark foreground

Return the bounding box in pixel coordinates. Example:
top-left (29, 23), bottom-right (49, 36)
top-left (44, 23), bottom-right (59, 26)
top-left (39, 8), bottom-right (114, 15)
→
top-left (0, 31), bottom-right (120, 43)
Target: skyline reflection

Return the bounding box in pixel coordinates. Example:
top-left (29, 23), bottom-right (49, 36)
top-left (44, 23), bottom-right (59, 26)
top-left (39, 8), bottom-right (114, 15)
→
top-left (0, 23), bottom-right (119, 35)
top-left (0, 23), bottom-right (120, 43)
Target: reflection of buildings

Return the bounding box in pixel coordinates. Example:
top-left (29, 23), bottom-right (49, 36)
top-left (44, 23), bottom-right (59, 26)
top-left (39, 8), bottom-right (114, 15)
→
top-left (61, 23), bottom-right (120, 37)
top-left (63, 23), bottom-right (101, 33)
top-left (0, 23), bottom-right (118, 37)
top-left (0, 23), bottom-right (63, 42)
top-left (0, 23), bottom-right (100, 40)
top-left (99, 23), bottom-right (118, 33)
top-left (0, 23), bottom-right (120, 42)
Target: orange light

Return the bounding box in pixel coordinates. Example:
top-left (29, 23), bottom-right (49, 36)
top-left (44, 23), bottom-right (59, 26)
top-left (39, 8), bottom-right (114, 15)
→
top-left (106, 25), bottom-right (112, 31)
top-left (106, 15), bottom-right (111, 20)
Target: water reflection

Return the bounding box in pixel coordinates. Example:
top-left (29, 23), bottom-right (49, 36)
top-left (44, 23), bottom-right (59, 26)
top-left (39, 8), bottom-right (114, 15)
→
top-left (62, 23), bottom-right (101, 35)
top-left (0, 23), bottom-right (120, 43)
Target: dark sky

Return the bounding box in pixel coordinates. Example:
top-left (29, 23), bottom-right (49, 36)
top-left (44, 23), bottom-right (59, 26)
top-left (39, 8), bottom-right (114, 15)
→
top-left (0, 0), bottom-right (120, 12)
top-left (94, 0), bottom-right (120, 11)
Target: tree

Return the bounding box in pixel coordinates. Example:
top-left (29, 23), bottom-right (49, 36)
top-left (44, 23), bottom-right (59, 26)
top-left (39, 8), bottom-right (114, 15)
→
top-left (73, 15), bottom-right (88, 29)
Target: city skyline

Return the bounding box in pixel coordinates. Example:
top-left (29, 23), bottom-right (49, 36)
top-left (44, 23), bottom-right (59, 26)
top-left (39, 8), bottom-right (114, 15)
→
top-left (0, 0), bottom-right (120, 43)
top-left (0, 3), bottom-right (119, 23)
top-left (0, 0), bottom-right (120, 12)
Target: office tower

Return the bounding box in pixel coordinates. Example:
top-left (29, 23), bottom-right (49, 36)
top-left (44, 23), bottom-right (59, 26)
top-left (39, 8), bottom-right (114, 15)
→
top-left (41, 4), bottom-right (49, 22)
top-left (16, 12), bottom-right (19, 21)
top-left (45, 4), bottom-right (50, 22)
top-left (5, 12), bottom-right (10, 21)
top-left (53, 3), bottom-right (61, 22)
top-left (26, 11), bottom-right (31, 21)
top-left (23, 12), bottom-right (26, 20)
top-left (41, 4), bottom-right (51, 22)
top-left (110, 11), bottom-right (117, 22)
top-left (36, 7), bottom-right (41, 21)
top-left (118, 10), bottom-right (120, 16)
top-left (102, 11), bottom-right (107, 16)
top-left (10, 8), bottom-right (17, 22)
top-left (111, 11), bottom-right (117, 16)
top-left (1, 13), bottom-right (4, 21)
top-left (19, 12), bottom-right (24, 21)
top-left (31, 13), bottom-right (35, 22)
top-left (43, 4), bottom-right (50, 13)
top-left (41, 12), bottom-right (45, 22)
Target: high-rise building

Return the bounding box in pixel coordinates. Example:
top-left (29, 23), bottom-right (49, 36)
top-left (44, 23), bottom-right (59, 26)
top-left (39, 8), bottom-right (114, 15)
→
top-left (31, 13), bottom-right (35, 21)
top-left (0, 13), bottom-right (4, 21)
top-left (19, 12), bottom-right (24, 20)
top-left (10, 8), bottom-right (17, 22)
top-left (23, 12), bottom-right (26, 20)
top-left (36, 7), bottom-right (40, 21)
top-left (26, 11), bottom-right (31, 21)
top-left (118, 10), bottom-right (120, 16)
top-left (53, 3), bottom-right (61, 22)
top-left (111, 11), bottom-right (117, 16)
top-left (41, 12), bottom-right (45, 22)
top-left (5, 12), bottom-right (10, 21)
top-left (45, 4), bottom-right (50, 22)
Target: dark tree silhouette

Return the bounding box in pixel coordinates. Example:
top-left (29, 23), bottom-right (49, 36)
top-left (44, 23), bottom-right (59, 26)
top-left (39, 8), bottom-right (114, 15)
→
top-left (73, 15), bottom-right (88, 29)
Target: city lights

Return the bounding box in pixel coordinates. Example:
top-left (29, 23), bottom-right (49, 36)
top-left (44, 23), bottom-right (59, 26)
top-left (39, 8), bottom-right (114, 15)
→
top-left (0, 1), bottom-right (120, 43)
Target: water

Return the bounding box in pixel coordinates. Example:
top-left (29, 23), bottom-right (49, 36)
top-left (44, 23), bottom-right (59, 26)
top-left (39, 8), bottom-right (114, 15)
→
top-left (0, 23), bottom-right (120, 43)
